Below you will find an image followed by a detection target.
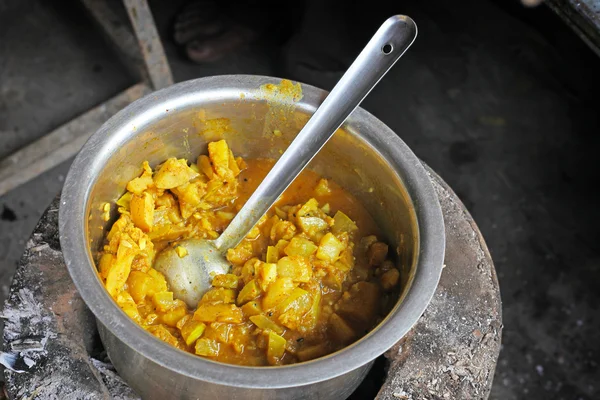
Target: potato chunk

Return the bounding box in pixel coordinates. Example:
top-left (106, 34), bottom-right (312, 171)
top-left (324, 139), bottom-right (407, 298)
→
top-left (201, 288), bottom-right (236, 304)
top-left (212, 274), bottom-right (239, 289)
top-left (237, 279), bottom-right (261, 305)
top-left (266, 331), bottom-right (287, 365)
top-left (126, 270), bottom-right (153, 303)
top-left (277, 256), bottom-right (312, 283)
top-left (284, 237), bottom-right (318, 257)
top-left (147, 325), bottom-right (179, 347)
top-left (180, 320), bottom-right (206, 346)
top-left (263, 277), bottom-right (295, 310)
top-left (193, 303), bottom-right (243, 323)
top-left (316, 233), bottom-right (345, 263)
top-left (105, 237), bottom-right (139, 297)
top-left (257, 262), bottom-right (277, 291)
top-left (208, 140), bottom-right (233, 179)
top-left (195, 338), bottom-right (220, 357)
top-left (130, 192), bottom-right (154, 232)
top-left (153, 158), bottom-right (199, 189)
top-left (332, 211), bottom-right (358, 235)
top-left (250, 314), bottom-right (284, 335)
top-left (126, 161), bottom-right (154, 195)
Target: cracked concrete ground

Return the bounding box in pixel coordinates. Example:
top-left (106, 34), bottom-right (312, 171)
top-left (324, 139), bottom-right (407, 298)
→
top-left (1, 0), bottom-right (599, 398)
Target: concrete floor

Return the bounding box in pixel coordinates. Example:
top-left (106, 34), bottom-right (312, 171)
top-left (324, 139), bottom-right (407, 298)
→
top-left (1, 0), bottom-right (599, 398)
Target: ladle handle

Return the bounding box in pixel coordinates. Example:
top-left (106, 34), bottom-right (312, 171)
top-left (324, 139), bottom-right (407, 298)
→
top-left (215, 15), bottom-right (417, 252)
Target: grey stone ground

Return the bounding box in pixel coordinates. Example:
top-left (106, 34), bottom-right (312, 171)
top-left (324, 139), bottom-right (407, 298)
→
top-left (1, 0), bottom-right (599, 399)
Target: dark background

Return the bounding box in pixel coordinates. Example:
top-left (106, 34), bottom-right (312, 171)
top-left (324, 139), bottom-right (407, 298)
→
top-left (1, 0), bottom-right (599, 398)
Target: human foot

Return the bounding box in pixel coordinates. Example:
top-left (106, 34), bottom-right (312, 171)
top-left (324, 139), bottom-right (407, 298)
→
top-left (172, 0), bottom-right (261, 63)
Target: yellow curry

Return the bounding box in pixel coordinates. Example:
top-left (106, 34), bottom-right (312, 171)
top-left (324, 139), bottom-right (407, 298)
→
top-left (99, 140), bottom-right (400, 366)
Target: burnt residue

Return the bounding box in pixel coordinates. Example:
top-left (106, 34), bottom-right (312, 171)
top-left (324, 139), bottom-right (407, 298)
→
top-left (2, 205), bottom-right (17, 221)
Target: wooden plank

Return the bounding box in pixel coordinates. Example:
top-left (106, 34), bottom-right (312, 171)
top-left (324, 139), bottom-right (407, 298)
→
top-left (0, 83), bottom-right (150, 197)
top-left (123, 0), bottom-right (174, 90)
top-left (547, 0), bottom-right (600, 57)
top-left (81, 0), bottom-right (147, 82)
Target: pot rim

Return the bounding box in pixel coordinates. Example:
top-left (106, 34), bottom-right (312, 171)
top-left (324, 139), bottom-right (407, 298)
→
top-left (59, 75), bottom-right (445, 389)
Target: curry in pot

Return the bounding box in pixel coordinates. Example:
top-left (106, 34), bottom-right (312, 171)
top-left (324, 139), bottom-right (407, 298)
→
top-left (98, 140), bottom-right (401, 366)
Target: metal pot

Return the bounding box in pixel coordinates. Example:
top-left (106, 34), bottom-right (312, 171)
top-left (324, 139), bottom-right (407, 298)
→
top-left (59, 75), bottom-right (445, 400)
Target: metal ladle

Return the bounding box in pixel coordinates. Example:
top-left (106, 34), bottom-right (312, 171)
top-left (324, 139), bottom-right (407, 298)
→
top-left (154, 15), bottom-right (417, 308)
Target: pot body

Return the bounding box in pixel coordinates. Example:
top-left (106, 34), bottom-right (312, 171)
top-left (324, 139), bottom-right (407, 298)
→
top-left (98, 320), bottom-right (372, 400)
top-left (60, 75), bottom-right (445, 400)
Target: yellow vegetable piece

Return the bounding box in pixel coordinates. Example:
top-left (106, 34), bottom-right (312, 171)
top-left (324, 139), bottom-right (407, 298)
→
top-left (237, 279), bottom-right (261, 305)
top-left (195, 338), bottom-right (220, 357)
top-left (216, 211), bottom-right (235, 221)
top-left (270, 220), bottom-right (297, 242)
top-left (152, 291), bottom-right (175, 312)
top-left (126, 270), bottom-right (153, 303)
top-left (316, 233), bottom-right (345, 263)
top-left (314, 178), bottom-right (331, 196)
top-left (180, 320), bottom-right (206, 346)
top-left (331, 211), bottom-right (358, 235)
top-left (250, 315), bottom-right (284, 335)
top-left (115, 291), bottom-right (142, 323)
top-left (274, 239), bottom-right (290, 255)
top-left (98, 253), bottom-right (114, 280)
top-left (274, 207), bottom-right (287, 220)
top-left (176, 314), bottom-right (191, 330)
top-left (205, 322), bottom-right (231, 344)
top-left (335, 249), bottom-right (354, 272)
top-left (105, 237), bottom-right (138, 297)
top-left (116, 192), bottom-right (133, 210)
top-left (208, 140), bottom-right (232, 179)
top-left (263, 277), bottom-right (295, 310)
top-left (146, 268), bottom-right (168, 294)
top-left (284, 237), bottom-right (318, 257)
top-left (277, 288), bottom-right (312, 330)
top-left (201, 288), bottom-right (236, 304)
top-left (228, 150), bottom-right (241, 176)
top-left (160, 304), bottom-right (188, 327)
top-left (304, 286), bottom-right (322, 331)
top-left (193, 303), bottom-right (243, 323)
top-left (266, 331), bottom-right (287, 364)
top-left (147, 324), bottom-right (179, 347)
top-left (197, 155), bottom-right (214, 179)
top-left (257, 262), bottom-right (277, 291)
top-left (147, 224), bottom-right (189, 242)
top-left (212, 274), bottom-right (239, 289)
top-left (175, 246), bottom-right (188, 258)
top-left (154, 158), bottom-right (199, 189)
top-left (171, 181), bottom-right (207, 219)
top-left (297, 217), bottom-right (328, 236)
top-left (130, 192), bottom-right (154, 232)
top-left (298, 198), bottom-right (319, 217)
top-left (241, 301), bottom-right (262, 317)
top-left (266, 246), bottom-right (279, 263)
top-left (276, 256), bottom-right (312, 283)
top-left (275, 288), bottom-right (311, 314)
top-left (126, 161), bottom-right (154, 195)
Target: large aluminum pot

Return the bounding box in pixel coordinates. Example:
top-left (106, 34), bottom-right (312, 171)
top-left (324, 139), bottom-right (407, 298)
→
top-left (59, 75), bottom-right (445, 400)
